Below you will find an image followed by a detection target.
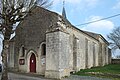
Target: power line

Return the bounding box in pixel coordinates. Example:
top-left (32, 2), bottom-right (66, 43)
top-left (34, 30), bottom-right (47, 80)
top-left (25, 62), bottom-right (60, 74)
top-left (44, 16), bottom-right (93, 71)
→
top-left (75, 13), bottom-right (120, 26)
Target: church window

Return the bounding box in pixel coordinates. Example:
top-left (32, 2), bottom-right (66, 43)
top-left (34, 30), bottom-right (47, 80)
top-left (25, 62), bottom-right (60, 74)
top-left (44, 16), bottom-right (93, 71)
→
top-left (21, 46), bottom-right (25, 57)
top-left (41, 44), bottom-right (46, 56)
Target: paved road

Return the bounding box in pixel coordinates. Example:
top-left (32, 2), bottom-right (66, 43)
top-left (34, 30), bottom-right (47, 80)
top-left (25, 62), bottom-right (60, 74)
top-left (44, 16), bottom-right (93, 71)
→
top-left (0, 72), bottom-right (112, 80)
top-left (0, 73), bottom-right (51, 80)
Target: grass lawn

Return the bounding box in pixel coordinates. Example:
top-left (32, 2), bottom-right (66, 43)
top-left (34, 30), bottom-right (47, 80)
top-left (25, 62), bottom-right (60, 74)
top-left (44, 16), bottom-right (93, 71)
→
top-left (74, 64), bottom-right (120, 80)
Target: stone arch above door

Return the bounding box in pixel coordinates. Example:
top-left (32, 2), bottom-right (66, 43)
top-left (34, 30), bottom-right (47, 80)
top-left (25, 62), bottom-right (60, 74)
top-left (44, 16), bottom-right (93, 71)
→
top-left (26, 49), bottom-right (38, 58)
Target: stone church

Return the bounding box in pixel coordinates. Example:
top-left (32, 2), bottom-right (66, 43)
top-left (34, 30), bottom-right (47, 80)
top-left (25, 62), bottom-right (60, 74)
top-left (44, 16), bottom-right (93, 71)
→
top-left (8, 6), bottom-right (111, 79)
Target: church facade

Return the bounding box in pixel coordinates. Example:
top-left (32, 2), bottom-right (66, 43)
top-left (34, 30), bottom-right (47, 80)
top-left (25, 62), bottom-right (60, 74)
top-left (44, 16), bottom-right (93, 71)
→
top-left (8, 6), bottom-right (111, 79)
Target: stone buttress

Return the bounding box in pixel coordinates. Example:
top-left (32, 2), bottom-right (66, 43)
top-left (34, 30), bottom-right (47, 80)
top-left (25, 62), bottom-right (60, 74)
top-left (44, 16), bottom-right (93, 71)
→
top-left (45, 16), bottom-right (70, 79)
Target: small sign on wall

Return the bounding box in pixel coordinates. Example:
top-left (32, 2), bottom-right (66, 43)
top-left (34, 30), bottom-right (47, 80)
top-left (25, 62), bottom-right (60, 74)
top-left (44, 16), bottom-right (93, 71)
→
top-left (19, 59), bottom-right (25, 65)
top-left (41, 58), bottom-right (45, 65)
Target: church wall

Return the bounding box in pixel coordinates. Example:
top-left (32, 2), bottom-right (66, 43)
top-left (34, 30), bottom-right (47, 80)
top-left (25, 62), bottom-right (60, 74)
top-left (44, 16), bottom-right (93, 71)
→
top-left (38, 42), bottom-right (46, 75)
top-left (105, 46), bottom-right (109, 65)
top-left (101, 44), bottom-right (105, 66)
top-left (98, 37), bottom-right (109, 66)
top-left (95, 43), bottom-right (99, 66)
top-left (72, 36), bottom-right (82, 71)
top-left (98, 42), bottom-right (102, 66)
top-left (17, 45), bottom-right (46, 75)
top-left (45, 30), bottom-right (70, 79)
top-left (69, 34), bottom-right (74, 71)
top-left (18, 58), bottom-right (27, 72)
top-left (13, 7), bottom-right (57, 74)
top-left (18, 48), bottom-right (37, 72)
top-left (65, 27), bottom-right (99, 70)
top-left (88, 41), bottom-right (94, 68)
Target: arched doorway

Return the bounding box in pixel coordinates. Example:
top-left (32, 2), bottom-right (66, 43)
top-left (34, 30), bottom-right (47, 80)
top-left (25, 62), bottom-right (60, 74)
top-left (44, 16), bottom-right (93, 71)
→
top-left (30, 53), bottom-right (36, 72)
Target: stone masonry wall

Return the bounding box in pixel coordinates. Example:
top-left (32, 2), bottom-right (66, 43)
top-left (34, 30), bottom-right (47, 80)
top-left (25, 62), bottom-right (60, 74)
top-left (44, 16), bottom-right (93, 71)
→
top-left (66, 27), bottom-right (99, 70)
top-left (45, 30), bottom-right (70, 79)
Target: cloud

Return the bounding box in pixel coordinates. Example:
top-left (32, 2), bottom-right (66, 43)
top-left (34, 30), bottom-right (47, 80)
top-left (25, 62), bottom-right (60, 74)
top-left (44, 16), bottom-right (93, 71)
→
top-left (82, 16), bottom-right (114, 38)
top-left (112, 0), bottom-right (120, 9)
top-left (52, 0), bottom-right (99, 16)
top-left (66, 0), bottom-right (81, 4)
top-left (84, 0), bottom-right (99, 7)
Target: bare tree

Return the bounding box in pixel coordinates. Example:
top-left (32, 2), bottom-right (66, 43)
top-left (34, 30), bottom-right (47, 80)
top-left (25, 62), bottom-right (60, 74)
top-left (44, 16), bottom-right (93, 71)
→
top-left (107, 27), bottom-right (120, 50)
top-left (0, 0), bottom-right (52, 80)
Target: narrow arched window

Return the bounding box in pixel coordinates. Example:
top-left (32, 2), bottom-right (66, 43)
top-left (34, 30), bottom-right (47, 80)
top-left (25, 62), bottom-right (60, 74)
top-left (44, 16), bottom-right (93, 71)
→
top-left (41, 44), bottom-right (46, 56)
top-left (22, 47), bottom-right (25, 56)
top-left (21, 46), bottom-right (25, 57)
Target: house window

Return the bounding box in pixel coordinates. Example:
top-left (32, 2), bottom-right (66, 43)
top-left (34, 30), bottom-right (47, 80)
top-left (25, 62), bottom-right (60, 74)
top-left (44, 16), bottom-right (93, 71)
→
top-left (41, 44), bottom-right (46, 56)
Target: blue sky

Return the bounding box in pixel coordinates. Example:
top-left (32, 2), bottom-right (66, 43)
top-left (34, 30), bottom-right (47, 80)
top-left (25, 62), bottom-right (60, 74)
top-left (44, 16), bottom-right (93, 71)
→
top-left (50, 0), bottom-right (120, 38)
top-left (50, 0), bottom-right (120, 57)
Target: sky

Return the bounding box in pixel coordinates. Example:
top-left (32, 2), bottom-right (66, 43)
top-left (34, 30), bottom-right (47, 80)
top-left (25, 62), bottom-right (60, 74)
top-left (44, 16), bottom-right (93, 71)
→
top-left (49, 0), bottom-right (120, 57)
top-left (50, 0), bottom-right (120, 38)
